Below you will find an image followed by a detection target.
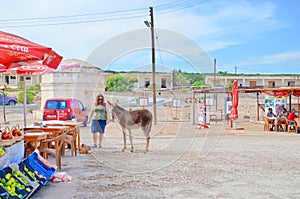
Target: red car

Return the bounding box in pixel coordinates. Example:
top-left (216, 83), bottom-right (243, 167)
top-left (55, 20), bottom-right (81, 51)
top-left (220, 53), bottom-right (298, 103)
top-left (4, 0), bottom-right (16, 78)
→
top-left (43, 98), bottom-right (88, 126)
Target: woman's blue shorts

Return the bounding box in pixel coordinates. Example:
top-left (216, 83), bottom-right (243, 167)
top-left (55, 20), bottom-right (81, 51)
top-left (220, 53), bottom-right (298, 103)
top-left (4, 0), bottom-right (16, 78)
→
top-left (91, 120), bottom-right (106, 134)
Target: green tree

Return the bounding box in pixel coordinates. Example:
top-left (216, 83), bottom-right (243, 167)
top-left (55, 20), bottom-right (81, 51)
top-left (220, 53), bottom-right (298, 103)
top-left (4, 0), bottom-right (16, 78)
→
top-left (18, 91), bottom-right (36, 104)
top-left (106, 74), bottom-right (137, 92)
top-left (174, 70), bottom-right (205, 87)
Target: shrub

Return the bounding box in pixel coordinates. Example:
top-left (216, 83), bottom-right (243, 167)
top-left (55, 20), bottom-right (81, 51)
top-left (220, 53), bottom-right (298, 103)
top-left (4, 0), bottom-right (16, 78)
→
top-left (18, 91), bottom-right (36, 104)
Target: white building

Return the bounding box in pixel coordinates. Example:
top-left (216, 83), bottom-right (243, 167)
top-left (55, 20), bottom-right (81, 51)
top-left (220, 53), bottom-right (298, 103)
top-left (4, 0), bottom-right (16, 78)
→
top-left (205, 75), bottom-right (300, 88)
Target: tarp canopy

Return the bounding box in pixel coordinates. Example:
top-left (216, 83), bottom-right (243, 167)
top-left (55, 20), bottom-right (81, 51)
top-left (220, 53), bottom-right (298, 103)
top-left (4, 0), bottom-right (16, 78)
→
top-left (240, 87), bottom-right (300, 97)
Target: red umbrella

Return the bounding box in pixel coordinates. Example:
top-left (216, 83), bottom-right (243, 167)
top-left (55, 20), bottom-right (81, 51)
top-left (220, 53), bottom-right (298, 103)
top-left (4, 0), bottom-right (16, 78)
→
top-left (0, 30), bottom-right (62, 70)
top-left (6, 61), bottom-right (80, 75)
top-left (0, 30), bottom-right (63, 127)
top-left (230, 80), bottom-right (238, 120)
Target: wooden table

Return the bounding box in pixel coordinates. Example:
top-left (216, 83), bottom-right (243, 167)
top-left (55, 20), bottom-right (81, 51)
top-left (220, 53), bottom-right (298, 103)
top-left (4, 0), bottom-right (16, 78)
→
top-left (24, 126), bottom-right (70, 149)
top-left (42, 121), bottom-right (82, 149)
top-left (24, 132), bottom-right (49, 150)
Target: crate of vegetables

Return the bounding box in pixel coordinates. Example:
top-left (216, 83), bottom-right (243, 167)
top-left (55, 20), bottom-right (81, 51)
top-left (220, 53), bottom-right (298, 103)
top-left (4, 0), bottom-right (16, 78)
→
top-left (27, 152), bottom-right (55, 180)
top-left (18, 160), bottom-right (48, 186)
top-left (7, 164), bottom-right (39, 191)
top-left (0, 169), bottom-right (31, 199)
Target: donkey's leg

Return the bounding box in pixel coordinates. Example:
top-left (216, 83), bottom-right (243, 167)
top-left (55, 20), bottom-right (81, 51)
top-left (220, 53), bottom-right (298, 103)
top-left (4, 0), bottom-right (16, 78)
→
top-left (142, 126), bottom-right (150, 153)
top-left (129, 129), bottom-right (134, 152)
top-left (122, 129), bottom-right (126, 152)
top-left (145, 136), bottom-right (150, 153)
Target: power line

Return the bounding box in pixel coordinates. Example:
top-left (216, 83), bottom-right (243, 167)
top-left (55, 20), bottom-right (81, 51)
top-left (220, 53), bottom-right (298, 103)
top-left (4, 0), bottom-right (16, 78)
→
top-left (154, 29), bottom-right (165, 73)
top-left (0, 1), bottom-right (212, 28)
top-left (156, 0), bottom-right (211, 15)
top-left (0, 7), bottom-right (148, 22)
top-left (0, 14), bottom-right (148, 28)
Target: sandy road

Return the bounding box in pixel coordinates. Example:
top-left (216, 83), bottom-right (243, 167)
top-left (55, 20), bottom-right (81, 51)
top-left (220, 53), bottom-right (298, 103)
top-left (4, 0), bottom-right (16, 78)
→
top-left (30, 118), bottom-right (300, 199)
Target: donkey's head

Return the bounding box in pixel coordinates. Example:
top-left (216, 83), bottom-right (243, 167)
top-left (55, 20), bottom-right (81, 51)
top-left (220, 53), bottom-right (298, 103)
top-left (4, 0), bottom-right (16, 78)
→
top-left (107, 100), bottom-right (120, 121)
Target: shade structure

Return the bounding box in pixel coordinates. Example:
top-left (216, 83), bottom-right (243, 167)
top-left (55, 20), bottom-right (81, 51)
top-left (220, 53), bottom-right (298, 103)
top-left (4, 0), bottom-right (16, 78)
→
top-left (4, 61), bottom-right (80, 75)
top-left (0, 31), bottom-right (62, 70)
top-left (0, 30), bottom-right (64, 127)
top-left (230, 80), bottom-right (238, 120)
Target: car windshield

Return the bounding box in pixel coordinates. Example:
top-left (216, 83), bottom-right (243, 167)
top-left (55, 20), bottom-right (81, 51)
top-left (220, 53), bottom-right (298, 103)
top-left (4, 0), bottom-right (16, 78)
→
top-left (46, 100), bottom-right (67, 109)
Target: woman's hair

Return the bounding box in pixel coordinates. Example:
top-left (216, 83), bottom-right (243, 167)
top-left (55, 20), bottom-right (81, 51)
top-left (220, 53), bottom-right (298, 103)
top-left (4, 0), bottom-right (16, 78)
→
top-left (95, 94), bottom-right (105, 106)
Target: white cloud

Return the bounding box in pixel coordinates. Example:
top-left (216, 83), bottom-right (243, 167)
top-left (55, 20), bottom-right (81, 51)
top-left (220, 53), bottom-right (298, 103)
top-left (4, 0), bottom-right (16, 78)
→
top-left (238, 51), bottom-right (300, 66)
top-left (0, 0), bottom-right (294, 74)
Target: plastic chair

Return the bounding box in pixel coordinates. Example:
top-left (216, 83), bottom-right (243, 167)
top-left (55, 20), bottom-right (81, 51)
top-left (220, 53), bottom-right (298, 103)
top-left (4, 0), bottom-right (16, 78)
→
top-left (39, 133), bottom-right (66, 170)
top-left (287, 120), bottom-right (297, 133)
top-left (294, 118), bottom-right (300, 133)
top-left (263, 117), bottom-right (275, 131)
top-left (62, 127), bottom-right (78, 156)
top-left (277, 118), bottom-right (287, 132)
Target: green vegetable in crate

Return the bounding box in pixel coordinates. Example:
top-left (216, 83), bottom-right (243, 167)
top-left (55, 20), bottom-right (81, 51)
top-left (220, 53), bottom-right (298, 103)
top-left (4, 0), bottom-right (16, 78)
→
top-left (12, 168), bottom-right (29, 185)
top-left (0, 146), bottom-right (5, 156)
top-left (22, 166), bottom-right (42, 183)
top-left (0, 176), bottom-right (24, 198)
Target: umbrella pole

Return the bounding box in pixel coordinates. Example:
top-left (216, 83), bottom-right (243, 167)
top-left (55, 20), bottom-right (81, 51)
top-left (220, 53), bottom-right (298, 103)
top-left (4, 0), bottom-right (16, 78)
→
top-left (23, 76), bottom-right (27, 127)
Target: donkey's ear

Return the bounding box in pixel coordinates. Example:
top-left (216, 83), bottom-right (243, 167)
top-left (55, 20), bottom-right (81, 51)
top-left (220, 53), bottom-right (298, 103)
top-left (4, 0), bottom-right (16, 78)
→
top-left (107, 100), bottom-right (112, 106)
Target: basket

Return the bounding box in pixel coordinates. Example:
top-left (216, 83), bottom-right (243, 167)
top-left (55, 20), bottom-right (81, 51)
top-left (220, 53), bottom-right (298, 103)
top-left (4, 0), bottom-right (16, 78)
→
top-left (11, 124), bottom-right (24, 142)
top-left (0, 127), bottom-right (16, 147)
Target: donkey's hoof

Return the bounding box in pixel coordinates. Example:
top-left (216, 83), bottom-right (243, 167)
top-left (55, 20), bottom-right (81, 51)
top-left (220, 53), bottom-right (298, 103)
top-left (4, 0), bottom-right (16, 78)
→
top-left (122, 148), bottom-right (126, 152)
top-left (130, 149), bottom-right (134, 152)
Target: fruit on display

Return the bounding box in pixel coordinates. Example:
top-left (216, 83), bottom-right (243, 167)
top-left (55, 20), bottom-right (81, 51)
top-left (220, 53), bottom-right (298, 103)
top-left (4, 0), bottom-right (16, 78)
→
top-left (12, 168), bottom-right (29, 185)
top-left (0, 146), bottom-right (5, 156)
top-left (11, 128), bottom-right (23, 137)
top-left (23, 165), bottom-right (46, 183)
top-left (1, 129), bottom-right (14, 140)
top-left (0, 172), bottom-right (30, 198)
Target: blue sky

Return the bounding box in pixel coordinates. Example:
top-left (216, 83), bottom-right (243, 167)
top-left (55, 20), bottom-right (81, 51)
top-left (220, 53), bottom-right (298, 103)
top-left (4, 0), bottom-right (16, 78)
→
top-left (1, 0), bottom-right (299, 74)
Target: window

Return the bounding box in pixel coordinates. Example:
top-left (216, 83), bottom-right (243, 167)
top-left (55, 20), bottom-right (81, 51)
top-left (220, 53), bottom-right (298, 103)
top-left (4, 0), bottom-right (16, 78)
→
top-left (268, 81), bottom-right (275, 88)
top-left (288, 81), bottom-right (295, 87)
top-left (161, 78), bottom-right (167, 88)
top-left (145, 78), bottom-right (150, 88)
top-left (249, 81), bottom-right (257, 87)
top-left (46, 100), bottom-right (67, 109)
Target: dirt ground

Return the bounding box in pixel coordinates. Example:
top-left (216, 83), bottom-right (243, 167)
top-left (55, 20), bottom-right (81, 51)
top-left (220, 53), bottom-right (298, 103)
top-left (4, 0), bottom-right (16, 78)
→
top-left (27, 105), bottom-right (300, 199)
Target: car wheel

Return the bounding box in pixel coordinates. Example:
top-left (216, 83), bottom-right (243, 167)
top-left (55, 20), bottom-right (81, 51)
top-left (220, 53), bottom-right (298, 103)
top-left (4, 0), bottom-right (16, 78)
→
top-left (8, 101), bottom-right (16, 106)
top-left (83, 116), bottom-right (88, 127)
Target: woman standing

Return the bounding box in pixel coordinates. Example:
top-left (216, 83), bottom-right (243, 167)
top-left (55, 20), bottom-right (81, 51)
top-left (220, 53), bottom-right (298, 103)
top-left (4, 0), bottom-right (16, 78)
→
top-left (89, 94), bottom-right (109, 148)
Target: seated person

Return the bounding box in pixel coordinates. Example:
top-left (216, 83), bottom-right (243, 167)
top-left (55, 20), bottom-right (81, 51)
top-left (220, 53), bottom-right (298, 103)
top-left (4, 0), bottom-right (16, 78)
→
top-left (287, 108), bottom-right (298, 124)
top-left (266, 108), bottom-right (276, 130)
top-left (267, 108), bottom-right (276, 117)
top-left (275, 108), bottom-right (288, 131)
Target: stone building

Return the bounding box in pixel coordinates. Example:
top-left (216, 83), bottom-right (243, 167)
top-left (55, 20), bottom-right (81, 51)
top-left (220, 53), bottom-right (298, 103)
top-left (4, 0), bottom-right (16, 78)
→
top-left (205, 75), bottom-right (300, 88)
top-left (41, 59), bottom-right (104, 110)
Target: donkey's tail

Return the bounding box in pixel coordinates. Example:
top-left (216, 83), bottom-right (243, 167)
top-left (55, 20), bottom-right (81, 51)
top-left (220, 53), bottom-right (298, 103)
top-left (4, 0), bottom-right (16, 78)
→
top-left (145, 112), bottom-right (153, 137)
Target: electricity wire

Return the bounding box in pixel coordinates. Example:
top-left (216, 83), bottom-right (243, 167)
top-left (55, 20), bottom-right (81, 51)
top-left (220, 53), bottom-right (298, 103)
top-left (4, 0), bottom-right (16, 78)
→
top-left (0, 0), bottom-right (212, 28)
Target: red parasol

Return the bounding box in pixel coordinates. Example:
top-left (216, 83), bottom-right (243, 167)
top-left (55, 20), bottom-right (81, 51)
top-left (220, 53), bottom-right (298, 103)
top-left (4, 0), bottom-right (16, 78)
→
top-left (230, 80), bottom-right (238, 120)
top-left (0, 30), bottom-right (62, 70)
top-left (5, 61), bottom-right (80, 75)
top-left (0, 30), bottom-right (63, 126)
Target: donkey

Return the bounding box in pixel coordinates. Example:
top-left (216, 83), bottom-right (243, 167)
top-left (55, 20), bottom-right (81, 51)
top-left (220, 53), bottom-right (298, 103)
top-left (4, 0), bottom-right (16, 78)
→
top-left (108, 101), bottom-right (153, 153)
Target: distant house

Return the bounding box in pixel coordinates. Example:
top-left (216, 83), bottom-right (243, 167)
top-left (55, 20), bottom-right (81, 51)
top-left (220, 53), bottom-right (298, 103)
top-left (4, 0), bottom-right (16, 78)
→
top-left (0, 73), bottom-right (40, 88)
top-left (102, 71), bottom-right (173, 89)
top-left (205, 75), bottom-right (300, 88)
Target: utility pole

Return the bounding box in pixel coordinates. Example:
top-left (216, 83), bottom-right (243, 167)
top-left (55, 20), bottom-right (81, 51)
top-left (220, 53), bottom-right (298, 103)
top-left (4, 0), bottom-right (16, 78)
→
top-left (235, 66), bottom-right (237, 75)
top-left (145, 7), bottom-right (157, 124)
top-left (213, 58), bottom-right (216, 87)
